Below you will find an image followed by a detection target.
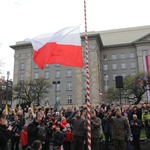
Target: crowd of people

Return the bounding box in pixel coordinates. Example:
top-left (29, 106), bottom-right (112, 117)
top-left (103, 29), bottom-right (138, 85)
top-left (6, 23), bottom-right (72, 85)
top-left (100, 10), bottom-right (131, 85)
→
top-left (0, 100), bottom-right (150, 150)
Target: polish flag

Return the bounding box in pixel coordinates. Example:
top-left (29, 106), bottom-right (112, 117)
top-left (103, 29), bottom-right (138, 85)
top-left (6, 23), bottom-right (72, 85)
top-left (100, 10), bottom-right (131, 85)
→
top-left (25, 26), bottom-right (83, 69)
top-left (143, 55), bottom-right (150, 103)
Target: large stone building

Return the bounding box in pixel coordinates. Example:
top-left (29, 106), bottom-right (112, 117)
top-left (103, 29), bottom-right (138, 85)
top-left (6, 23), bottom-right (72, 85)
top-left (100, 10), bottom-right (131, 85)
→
top-left (10, 25), bottom-right (150, 107)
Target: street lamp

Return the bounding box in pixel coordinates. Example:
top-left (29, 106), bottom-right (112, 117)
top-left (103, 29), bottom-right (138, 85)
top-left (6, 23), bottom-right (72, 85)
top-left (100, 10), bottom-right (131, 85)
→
top-left (53, 81), bottom-right (60, 111)
top-left (6, 71), bottom-right (10, 105)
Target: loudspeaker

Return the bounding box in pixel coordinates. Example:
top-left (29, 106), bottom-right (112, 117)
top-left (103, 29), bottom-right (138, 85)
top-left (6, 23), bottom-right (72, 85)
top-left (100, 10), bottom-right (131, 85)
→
top-left (115, 76), bottom-right (123, 88)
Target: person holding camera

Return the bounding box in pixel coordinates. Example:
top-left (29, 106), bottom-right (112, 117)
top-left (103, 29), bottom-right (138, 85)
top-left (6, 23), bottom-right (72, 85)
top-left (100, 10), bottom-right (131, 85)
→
top-left (0, 112), bottom-right (13, 150)
top-left (130, 114), bottom-right (142, 150)
top-left (106, 107), bottom-right (130, 150)
top-left (11, 115), bottom-right (22, 150)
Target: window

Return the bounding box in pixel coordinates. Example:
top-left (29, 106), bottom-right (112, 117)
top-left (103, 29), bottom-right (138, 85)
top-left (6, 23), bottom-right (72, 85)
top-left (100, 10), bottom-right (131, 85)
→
top-left (34, 64), bottom-right (38, 69)
top-left (103, 64), bottom-right (108, 70)
top-left (122, 73), bottom-right (127, 78)
top-left (67, 81), bottom-right (72, 90)
top-left (112, 54), bottom-right (116, 60)
top-left (130, 52), bottom-right (135, 58)
top-left (103, 55), bottom-right (107, 60)
top-left (83, 56), bottom-right (86, 64)
top-left (20, 73), bottom-right (24, 81)
top-left (131, 62), bottom-right (136, 68)
top-left (34, 72), bottom-right (39, 79)
top-left (45, 97), bottom-right (49, 105)
top-left (55, 64), bottom-right (60, 67)
top-left (67, 69), bottom-right (72, 77)
top-left (82, 68), bottom-right (86, 76)
top-left (84, 80), bottom-right (86, 89)
top-left (20, 63), bottom-right (25, 70)
top-left (142, 50), bottom-right (148, 56)
top-left (121, 63), bottom-right (126, 69)
top-left (56, 83), bottom-right (60, 91)
top-left (56, 96), bottom-right (60, 104)
top-left (113, 74), bottom-right (118, 80)
top-left (120, 53), bottom-right (126, 59)
top-left (45, 71), bottom-right (50, 79)
top-left (67, 95), bottom-right (72, 104)
top-left (112, 64), bottom-right (117, 70)
top-left (45, 64), bottom-right (49, 68)
top-left (55, 70), bottom-right (60, 78)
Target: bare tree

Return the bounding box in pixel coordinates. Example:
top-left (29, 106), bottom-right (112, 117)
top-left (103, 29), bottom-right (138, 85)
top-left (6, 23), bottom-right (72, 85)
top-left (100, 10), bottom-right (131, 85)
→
top-left (13, 78), bottom-right (51, 106)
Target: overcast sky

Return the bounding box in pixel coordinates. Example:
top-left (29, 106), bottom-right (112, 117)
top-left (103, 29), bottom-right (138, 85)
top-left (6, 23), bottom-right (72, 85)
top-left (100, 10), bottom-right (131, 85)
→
top-left (0, 0), bottom-right (150, 79)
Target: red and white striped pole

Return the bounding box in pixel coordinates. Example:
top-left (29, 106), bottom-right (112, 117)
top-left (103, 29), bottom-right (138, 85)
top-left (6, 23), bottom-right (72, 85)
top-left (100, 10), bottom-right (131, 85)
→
top-left (84, 0), bottom-right (91, 150)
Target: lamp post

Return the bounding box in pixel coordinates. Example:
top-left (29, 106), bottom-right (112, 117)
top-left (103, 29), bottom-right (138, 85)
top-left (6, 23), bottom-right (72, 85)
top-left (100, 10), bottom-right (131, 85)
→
top-left (53, 81), bottom-right (60, 111)
top-left (6, 71), bottom-right (10, 105)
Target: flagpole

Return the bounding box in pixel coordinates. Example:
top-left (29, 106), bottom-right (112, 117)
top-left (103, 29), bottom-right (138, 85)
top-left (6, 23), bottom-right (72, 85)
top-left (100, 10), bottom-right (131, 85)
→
top-left (84, 0), bottom-right (91, 150)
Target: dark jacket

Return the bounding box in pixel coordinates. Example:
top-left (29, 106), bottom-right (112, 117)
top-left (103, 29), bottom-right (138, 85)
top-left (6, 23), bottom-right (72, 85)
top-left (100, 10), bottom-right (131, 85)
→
top-left (130, 119), bottom-right (142, 135)
top-left (0, 124), bottom-right (13, 150)
top-left (67, 115), bottom-right (86, 137)
top-left (106, 113), bottom-right (130, 140)
top-left (27, 120), bottom-right (40, 146)
top-left (53, 131), bottom-right (64, 147)
top-left (91, 116), bottom-right (101, 138)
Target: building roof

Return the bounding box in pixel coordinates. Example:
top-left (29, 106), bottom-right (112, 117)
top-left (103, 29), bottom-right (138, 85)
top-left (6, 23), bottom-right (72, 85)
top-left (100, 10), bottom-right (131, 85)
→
top-left (11, 25), bottom-right (150, 48)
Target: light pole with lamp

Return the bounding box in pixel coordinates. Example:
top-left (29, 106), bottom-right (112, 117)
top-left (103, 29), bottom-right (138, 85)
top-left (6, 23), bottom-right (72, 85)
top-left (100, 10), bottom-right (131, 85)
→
top-left (53, 81), bottom-right (60, 111)
top-left (6, 71), bottom-right (10, 105)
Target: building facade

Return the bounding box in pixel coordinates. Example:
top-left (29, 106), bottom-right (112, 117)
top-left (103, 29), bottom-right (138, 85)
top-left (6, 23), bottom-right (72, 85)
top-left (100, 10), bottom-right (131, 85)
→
top-left (10, 25), bottom-right (150, 107)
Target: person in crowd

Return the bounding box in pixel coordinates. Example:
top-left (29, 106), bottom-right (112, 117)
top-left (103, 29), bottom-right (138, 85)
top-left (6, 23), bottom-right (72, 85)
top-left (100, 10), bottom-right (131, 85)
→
top-left (20, 124), bottom-right (28, 150)
top-left (25, 107), bottom-right (36, 125)
top-left (67, 110), bottom-right (87, 150)
top-left (0, 111), bottom-right (13, 150)
top-left (9, 109), bottom-right (16, 122)
top-left (142, 108), bottom-right (150, 141)
top-left (27, 112), bottom-right (42, 146)
top-left (25, 140), bottom-right (42, 150)
top-left (130, 114), bottom-right (142, 150)
top-left (90, 109), bottom-right (102, 150)
top-left (17, 109), bottom-right (25, 127)
top-left (53, 125), bottom-right (64, 150)
top-left (102, 111), bottom-right (112, 150)
top-left (131, 105), bottom-right (142, 121)
top-left (63, 126), bottom-right (73, 150)
top-left (106, 107), bottom-right (130, 150)
top-left (11, 115), bottom-right (22, 150)
top-left (65, 106), bottom-right (73, 119)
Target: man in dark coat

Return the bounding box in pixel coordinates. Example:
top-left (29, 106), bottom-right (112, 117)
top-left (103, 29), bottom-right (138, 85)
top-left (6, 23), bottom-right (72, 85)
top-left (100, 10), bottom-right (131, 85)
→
top-left (27, 112), bottom-right (42, 146)
top-left (130, 114), bottom-right (142, 150)
top-left (0, 113), bottom-right (13, 150)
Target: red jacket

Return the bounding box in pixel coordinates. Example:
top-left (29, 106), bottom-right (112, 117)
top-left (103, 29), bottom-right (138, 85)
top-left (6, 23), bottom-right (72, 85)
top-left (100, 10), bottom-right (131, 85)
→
top-left (20, 130), bottom-right (28, 146)
top-left (64, 130), bottom-right (73, 141)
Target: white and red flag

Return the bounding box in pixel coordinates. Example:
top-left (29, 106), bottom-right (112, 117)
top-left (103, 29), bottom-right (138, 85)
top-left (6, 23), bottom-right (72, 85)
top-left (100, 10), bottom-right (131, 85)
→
top-left (25, 26), bottom-right (83, 69)
top-left (143, 55), bottom-right (150, 103)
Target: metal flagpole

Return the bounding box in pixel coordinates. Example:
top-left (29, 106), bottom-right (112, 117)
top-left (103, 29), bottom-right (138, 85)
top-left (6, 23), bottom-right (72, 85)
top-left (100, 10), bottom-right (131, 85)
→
top-left (84, 0), bottom-right (91, 150)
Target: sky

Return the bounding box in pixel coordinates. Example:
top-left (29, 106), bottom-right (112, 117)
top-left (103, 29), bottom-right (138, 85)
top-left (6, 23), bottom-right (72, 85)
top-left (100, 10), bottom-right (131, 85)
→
top-left (0, 0), bottom-right (150, 80)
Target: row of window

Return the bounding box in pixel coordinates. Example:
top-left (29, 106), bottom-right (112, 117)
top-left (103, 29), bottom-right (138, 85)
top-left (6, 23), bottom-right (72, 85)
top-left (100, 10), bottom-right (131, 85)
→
top-left (43, 94), bottom-right (87, 105)
top-left (103, 72), bottom-right (136, 81)
top-left (20, 63), bottom-right (61, 70)
top-left (20, 69), bottom-right (72, 80)
top-left (103, 52), bottom-right (135, 60)
top-left (103, 62), bottom-right (136, 70)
